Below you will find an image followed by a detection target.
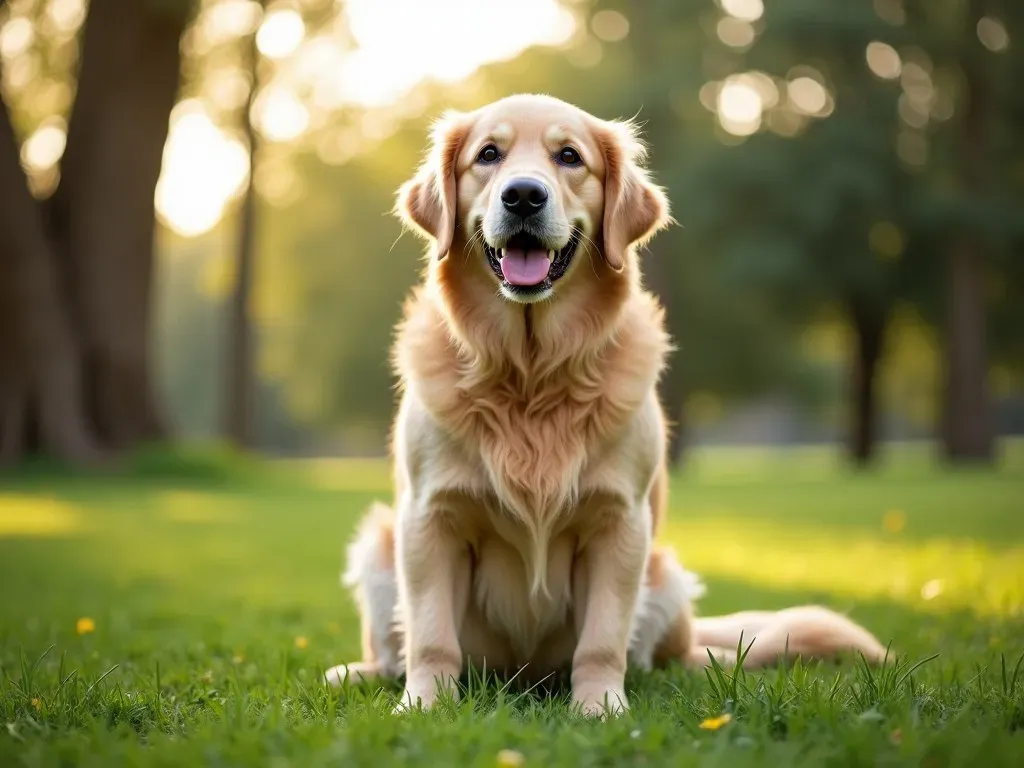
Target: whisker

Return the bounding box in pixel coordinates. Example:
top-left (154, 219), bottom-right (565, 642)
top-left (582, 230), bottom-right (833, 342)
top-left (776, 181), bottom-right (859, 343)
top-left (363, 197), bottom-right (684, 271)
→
top-left (462, 228), bottom-right (488, 265)
top-left (575, 229), bottom-right (602, 279)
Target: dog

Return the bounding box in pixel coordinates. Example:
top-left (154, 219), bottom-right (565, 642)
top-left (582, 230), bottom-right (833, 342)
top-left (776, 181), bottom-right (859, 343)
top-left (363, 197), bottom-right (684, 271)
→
top-left (325, 94), bottom-right (889, 716)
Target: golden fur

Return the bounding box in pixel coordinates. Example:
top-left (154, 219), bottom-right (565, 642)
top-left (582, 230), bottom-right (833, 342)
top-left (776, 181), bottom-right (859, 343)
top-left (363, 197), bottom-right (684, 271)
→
top-left (326, 94), bottom-right (890, 716)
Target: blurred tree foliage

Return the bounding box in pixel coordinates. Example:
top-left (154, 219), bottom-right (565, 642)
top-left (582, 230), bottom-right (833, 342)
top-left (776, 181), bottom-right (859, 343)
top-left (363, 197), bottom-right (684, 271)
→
top-left (161, 0), bottom-right (1024, 461)
top-left (3, 0), bottom-right (1021, 466)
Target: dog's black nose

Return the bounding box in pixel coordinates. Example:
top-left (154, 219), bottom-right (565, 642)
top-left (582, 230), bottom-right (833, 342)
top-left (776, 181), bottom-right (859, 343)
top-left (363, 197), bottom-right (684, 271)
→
top-left (500, 177), bottom-right (549, 218)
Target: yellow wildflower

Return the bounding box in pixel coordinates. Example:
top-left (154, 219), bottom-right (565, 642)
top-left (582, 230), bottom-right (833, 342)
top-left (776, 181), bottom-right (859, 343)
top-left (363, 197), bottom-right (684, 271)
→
top-left (30, 698), bottom-right (41, 711)
top-left (497, 749), bottom-right (525, 767)
top-left (883, 509), bottom-right (906, 534)
top-left (76, 617), bottom-right (95, 635)
top-left (294, 636), bottom-right (309, 650)
top-left (698, 713), bottom-right (732, 731)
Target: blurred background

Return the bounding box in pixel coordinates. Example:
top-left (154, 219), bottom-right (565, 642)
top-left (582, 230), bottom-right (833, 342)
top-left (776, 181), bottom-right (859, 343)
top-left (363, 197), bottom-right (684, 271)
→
top-left (1, 0), bottom-right (1022, 469)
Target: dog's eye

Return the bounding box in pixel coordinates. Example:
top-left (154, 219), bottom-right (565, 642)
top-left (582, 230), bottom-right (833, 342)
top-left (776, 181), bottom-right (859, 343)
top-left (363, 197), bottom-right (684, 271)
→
top-left (557, 147), bottom-right (582, 166)
top-left (477, 145), bottom-right (501, 164)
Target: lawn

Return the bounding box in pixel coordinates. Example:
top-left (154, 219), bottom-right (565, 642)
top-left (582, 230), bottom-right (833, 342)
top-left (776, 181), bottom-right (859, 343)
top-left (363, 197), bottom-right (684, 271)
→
top-left (1, 442), bottom-right (1023, 766)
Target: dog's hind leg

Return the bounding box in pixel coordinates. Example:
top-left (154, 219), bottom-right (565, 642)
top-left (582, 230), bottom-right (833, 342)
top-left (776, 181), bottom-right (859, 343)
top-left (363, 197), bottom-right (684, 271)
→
top-left (628, 547), bottom-right (707, 670)
top-left (325, 503), bottom-right (404, 687)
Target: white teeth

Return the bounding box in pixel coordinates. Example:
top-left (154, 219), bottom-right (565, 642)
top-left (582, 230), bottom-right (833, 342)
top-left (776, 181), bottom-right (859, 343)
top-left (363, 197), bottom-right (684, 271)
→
top-left (499, 248), bottom-right (506, 258)
top-left (548, 250), bottom-right (556, 260)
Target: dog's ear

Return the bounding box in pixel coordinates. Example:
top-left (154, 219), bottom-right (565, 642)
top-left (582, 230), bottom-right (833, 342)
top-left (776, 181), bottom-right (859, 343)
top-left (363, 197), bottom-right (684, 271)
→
top-left (594, 118), bottom-right (671, 271)
top-left (395, 110), bottom-right (473, 260)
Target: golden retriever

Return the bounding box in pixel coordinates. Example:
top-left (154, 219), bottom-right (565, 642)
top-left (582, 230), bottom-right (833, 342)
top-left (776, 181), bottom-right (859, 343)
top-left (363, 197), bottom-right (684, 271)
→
top-left (325, 94), bottom-right (889, 716)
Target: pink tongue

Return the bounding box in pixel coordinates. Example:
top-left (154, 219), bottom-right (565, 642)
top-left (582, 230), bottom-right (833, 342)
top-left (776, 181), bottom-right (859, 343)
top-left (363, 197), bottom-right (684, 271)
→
top-left (499, 248), bottom-right (551, 286)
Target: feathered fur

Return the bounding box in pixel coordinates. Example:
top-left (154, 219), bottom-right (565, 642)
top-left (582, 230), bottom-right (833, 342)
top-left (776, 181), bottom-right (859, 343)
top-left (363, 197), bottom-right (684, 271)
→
top-left (325, 95), bottom-right (890, 714)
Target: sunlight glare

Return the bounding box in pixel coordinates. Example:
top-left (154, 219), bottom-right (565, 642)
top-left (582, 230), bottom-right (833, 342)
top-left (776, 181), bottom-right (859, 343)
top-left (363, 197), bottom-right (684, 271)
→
top-left (158, 0), bottom-right (578, 234)
top-left (717, 18), bottom-right (755, 48)
top-left (21, 118), bottom-right (67, 172)
top-left (900, 62), bottom-right (934, 112)
top-left (717, 75), bottom-right (763, 136)
top-left (720, 0), bottom-right (763, 23)
top-left (866, 41), bottom-right (901, 79)
top-left (591, 10), bottom-right (629, 42)
top-left (0, 16), bottom-right (34, 59)
top-left (203, 68), bottom-right (252, 111)
top-left (976, 17), bottom-right (1009, 53)
top-left (340, 0), bottom-right (575, 106)
top-left (788, 77), bottom-right (829, 115)
top-left (256, 7), bottom-right (305, 59)
top-left (252, 85), bottom-right (309, 142)
top-left (155, 101), bottom-right (250, 237)
top-left (46, 0), bottom-right (87, 34)
top-left (202, 0), bottom-right (263, 47)
top-left (293, 35), bottom-right (345, 84)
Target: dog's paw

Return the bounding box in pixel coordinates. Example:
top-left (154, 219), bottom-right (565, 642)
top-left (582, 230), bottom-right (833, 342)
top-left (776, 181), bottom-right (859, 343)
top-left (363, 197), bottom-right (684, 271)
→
top-left (572, 686), bottom-right (629, 719)
top-left (391, 674), bottom-right (459, 714)
top-left (324, 661), bottom-right (381, 687)
top-left (392, 686), bottom-right (435, 714)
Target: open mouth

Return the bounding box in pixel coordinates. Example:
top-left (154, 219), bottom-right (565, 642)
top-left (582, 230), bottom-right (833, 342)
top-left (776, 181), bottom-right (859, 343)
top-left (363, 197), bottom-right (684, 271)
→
top-left (484, 230), bottom-right (581, 295)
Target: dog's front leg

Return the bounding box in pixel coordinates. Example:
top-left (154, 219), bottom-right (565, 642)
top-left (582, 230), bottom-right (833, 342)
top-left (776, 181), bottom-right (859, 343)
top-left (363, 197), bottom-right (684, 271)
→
top-left (571, 508), bottom-right (650, 717)
top-left (394, 499), bottom-right (469, 713)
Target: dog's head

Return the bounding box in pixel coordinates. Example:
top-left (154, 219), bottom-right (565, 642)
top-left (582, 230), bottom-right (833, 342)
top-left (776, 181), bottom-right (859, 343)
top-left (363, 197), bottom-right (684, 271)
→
top-left (396, 94), bottom-right (670, 305)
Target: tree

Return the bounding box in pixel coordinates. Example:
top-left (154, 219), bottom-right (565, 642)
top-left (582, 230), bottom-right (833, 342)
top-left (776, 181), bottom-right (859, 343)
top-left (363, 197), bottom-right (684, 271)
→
top-left (916, 0), bottom-right (1023, 461)
top-left (223, 0), bottom-right (264, 449)
top-left (668, 0), bottom-right (1023, 464)
top-left (0, 0), bottom-right (195, 466)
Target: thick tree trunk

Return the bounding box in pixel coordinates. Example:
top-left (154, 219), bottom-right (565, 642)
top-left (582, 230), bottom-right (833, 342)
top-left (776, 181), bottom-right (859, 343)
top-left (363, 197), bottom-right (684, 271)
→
top-left (941, 5), bottom-right (994, 462)
top-left (48, 0), bottom-right (189, 449)
top-left (224, 19), bottom-right (262, 449)
top-left (943, 240), bottom-right (993, 461)
top-left (847, 301), bottom-right (887, 465)
top-left (644, 237), bottom-right (688, 468)
top-left (0, 95), bottom-right (102, 467)
top-left (662, 365), bottom-right (687, 468)
top-left (0, 0), bottom-right (190, 467)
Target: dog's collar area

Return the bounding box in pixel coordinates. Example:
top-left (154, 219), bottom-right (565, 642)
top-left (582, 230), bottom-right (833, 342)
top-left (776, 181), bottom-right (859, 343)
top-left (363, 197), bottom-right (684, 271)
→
top-left (484, 230), bottom-right (580, 296)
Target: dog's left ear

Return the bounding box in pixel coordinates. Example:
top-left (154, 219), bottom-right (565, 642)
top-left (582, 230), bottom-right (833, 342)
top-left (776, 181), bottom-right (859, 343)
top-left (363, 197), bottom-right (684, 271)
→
top-left (594, 118), bottom-right (671, 271)
top-left (395, 110), bottom-right (473, 260)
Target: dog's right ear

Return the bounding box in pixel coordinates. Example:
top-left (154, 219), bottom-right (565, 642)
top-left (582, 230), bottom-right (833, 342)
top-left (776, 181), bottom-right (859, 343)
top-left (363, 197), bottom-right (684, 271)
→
top-left (395, 110), bottom-right (473, 260)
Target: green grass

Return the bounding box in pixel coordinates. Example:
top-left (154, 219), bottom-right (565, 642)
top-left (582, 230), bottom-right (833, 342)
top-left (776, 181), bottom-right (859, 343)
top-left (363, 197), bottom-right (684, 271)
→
top-left (1, 441), bottom-right (1023, 766)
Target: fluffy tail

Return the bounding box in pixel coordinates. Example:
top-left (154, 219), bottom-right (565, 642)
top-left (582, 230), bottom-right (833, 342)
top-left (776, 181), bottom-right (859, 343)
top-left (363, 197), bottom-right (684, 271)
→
top-left (692, 605), bottom-right (891, 668)
top-left (642, 548), bottom-right (891, 670)
top-left (333, 502), bottom-right (404, 681)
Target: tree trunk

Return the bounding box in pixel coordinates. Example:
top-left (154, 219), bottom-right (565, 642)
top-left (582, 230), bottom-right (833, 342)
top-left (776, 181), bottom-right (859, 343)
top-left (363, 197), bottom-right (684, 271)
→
top-left (662, 365), bottom-right (687, 468)
top-left (0, 99), bottom-right (101, 467)
top-left (943, 240), bottom-right (993, 461)
top-left (0, 0), bottom-right (190, 467)
top-left (644, 236), bottom-right (688, 468)
top-left (941, 2), bottom-right (994, 463)
top-left (847, 301), bottom-right (887, 465)
top-left (49, 0), bottom-right (190, 448)
top-left (224, 17), bottom-right (262, 449)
